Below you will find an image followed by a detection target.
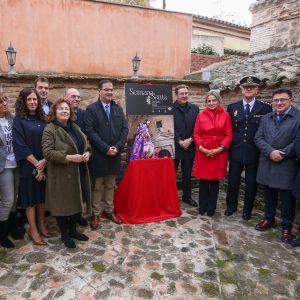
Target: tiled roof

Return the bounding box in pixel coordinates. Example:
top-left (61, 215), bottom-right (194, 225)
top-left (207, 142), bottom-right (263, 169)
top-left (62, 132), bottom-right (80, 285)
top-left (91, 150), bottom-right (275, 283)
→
top-left (193, 15), bottom-right (250, 31)
top-left (187, 47), bottom-right (300, 91)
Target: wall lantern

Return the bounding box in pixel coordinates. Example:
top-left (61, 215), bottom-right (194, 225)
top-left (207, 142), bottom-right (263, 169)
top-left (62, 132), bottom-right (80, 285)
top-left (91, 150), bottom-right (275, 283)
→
top-left (5, 42), bottom-right (17, 74)
top-left (131, 52), bottom-right (141, 79)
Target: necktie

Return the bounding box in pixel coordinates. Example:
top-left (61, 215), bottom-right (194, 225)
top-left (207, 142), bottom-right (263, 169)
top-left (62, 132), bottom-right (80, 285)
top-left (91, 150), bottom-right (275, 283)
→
top-left (245, 103), bottom-right (250, 116)
top-left (277, 113), bottom-right (284, 123)
top-left (105, 104), bottom-right (110, 120)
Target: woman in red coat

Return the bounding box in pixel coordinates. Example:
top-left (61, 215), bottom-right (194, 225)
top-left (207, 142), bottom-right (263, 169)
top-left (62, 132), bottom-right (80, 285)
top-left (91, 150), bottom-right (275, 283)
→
top-left (193, 91), bottom-right (232, 216)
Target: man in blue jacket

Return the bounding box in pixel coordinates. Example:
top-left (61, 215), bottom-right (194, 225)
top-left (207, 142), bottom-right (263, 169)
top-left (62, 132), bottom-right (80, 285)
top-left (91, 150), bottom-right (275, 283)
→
top-left (225, 76), bottom-right (272, 220)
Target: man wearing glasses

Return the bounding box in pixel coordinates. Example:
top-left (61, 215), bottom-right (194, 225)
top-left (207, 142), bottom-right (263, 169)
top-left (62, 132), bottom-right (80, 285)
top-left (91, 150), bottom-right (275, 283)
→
top-left (84, 80), bottom-right (128, 229)
top-left (65, 88), bottom-right (89, 227)
top-left (254, 88), bottom-right (300, 244)
top-left (224, 76), bottom-right (272, 220)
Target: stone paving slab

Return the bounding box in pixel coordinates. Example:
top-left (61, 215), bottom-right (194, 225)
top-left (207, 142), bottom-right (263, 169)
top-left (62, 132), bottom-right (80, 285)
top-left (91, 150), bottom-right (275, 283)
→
top-left (0, 190), bottom-right (300, 300)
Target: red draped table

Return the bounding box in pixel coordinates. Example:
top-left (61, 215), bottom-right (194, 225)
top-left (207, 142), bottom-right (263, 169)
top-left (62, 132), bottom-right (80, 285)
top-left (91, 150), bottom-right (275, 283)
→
top-left (114, 158), bottom-right (181, 224)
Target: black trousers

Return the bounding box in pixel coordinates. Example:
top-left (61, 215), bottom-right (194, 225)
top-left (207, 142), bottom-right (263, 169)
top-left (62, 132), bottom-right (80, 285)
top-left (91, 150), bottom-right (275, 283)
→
top-left (198, 179), bottom-right (219, 214)
top-left (226, 160), bottom-right (258, 214)
top-left (174, 155), bottom-right (194, 200)
top-left (263, 186), bottom-right (296, 230)
top-left (56, 213), bottom-right (80, 238)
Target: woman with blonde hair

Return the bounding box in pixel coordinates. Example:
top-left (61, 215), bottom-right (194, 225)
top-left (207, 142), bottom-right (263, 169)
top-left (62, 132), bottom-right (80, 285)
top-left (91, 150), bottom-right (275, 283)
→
top-left (193, 90), bottom-right (232, 216)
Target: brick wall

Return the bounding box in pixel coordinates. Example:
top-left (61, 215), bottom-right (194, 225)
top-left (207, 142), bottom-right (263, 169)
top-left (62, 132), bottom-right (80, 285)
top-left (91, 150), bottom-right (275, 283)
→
top-left (190, 53), bottom-right (228, 73)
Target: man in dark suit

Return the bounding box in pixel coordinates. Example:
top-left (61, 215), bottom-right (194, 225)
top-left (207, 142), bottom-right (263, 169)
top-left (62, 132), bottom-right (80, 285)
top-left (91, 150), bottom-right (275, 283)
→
top-left (66, 88), bottom-right (88, 227)
top-left (225, 76), bottom-right (272, 220)
top-left (254, 88), bottom-right (300, 244)
top-left (173, 84), bottom-right (199, 207)
top-left (84, 80), bottom-right (128, 229)
top-left (34, 76), bottom-right (52, 115)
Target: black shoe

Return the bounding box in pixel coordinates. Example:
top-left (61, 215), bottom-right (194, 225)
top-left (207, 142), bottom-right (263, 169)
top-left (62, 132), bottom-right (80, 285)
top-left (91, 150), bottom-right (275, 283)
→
top-left (224, 208), bottom-right (236, 216)
top-left (199, 210), bottom-right (206, 215)
top-left (61, 236), bottom-right (76, 249)
top-left (70, 231), bottom-right (89, 241)
top-left (291, 237), bottom-right (300, 247)
top-left (77, 215), bottom-right (88, 227)
top-left (207, 211), bottom-right (215, 217)
top-left (242, 213), bottom-right (251, 220)
top-left (0, 237), bottom-right (15, 248)
top-left (182, 196), bottom-right (198, 207)
top-left (8, 212), bottom-right (25, 240)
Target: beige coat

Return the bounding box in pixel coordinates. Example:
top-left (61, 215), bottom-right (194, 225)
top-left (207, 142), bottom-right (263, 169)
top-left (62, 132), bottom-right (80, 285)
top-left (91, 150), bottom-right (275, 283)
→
top-left (42, 122), bottom-right (91, 216)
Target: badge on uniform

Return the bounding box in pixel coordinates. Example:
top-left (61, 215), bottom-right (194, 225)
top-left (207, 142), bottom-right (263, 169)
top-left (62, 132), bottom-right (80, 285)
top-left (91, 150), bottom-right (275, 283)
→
top-left (234, 110), bottom-right (238, 117)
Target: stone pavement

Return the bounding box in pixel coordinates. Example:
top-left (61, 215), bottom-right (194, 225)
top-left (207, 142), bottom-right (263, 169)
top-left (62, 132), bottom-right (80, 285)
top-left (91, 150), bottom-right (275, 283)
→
top-left (1, 190), bottom-right (300, 300)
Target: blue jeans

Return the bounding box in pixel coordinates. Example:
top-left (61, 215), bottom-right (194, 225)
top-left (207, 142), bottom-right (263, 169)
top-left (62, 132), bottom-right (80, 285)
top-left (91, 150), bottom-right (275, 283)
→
top-left (0, 168), bottom-right (19, 221)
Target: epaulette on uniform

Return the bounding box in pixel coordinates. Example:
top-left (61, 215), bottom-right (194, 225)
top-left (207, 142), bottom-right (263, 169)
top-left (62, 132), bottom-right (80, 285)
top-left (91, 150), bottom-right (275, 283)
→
top-left (261, 100), bottom-right (272, 106)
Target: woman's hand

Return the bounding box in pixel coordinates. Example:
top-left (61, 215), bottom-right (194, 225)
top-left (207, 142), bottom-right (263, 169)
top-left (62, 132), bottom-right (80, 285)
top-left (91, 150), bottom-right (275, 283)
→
top-left (66, 154), bottom-right (83, 163)
top-left (36, 159), bottom-right (47, 171)
top-left (35, 169), bottom-right (46, 181)
top-left (82, 152), bottom-right (90, 163)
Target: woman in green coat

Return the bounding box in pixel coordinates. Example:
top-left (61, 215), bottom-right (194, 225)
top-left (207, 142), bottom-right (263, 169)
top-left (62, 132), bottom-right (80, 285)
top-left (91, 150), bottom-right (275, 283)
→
top-left (42, 98), bottom-right (91, 248)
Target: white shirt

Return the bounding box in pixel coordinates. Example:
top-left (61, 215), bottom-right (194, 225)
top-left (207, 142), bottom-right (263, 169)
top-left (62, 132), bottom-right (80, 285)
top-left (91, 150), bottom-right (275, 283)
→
top-left (243, 99), bottom-right (256, 112)
top-left (0, 118), bottom-right (17, 168)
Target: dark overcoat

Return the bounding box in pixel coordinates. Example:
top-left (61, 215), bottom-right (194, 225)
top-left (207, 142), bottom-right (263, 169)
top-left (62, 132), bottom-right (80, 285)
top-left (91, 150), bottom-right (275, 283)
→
top-left (42, 122), bottom-right (91, 216)
top-left (227, 100), bottom-right (272, 164)
top-left (173, 101), bottom-right (199, 160)
top-left (12, 115), bottom-right (46, 177)
top-left (84, 99), bottom-right (128, 177)
top-left (292, 126), bottom-right (300, 199)
top-left (255, 106), bottom-right (300, 190)
top-left (75, 108), bottom-right (85, 132)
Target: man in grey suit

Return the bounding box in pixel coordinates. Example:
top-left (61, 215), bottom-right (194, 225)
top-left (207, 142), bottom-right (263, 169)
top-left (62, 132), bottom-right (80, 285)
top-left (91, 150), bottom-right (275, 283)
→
top-left (84, 80), bottom-right (128, 229)
top-left (254, 88), bottom-right (300, 244)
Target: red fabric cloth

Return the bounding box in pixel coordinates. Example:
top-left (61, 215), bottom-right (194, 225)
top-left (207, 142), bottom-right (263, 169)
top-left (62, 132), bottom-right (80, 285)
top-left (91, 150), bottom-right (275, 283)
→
top-left (114, 158), bottom-right (181, 224)
top-left (193, 105), bottom-right (232, 180)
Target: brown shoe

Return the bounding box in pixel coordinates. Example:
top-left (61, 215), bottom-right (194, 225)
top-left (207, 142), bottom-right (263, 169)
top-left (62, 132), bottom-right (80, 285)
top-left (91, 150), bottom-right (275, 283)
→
top-left (281, 229), bottom-right (295, 244)
top-left (106, 213), bottom-right (122, 224)
top-left (255, 219), bottom-right (275, 231)
top-left (90, 215), bottom-right (99, 230)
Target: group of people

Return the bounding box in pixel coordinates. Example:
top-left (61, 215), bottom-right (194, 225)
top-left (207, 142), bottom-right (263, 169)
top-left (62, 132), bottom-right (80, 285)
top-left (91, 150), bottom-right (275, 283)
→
top-left (1, 75), bottom-right (300, 249)
top-left (0, 77), bottom-right (128, 249)
top-left (173, 76), bottom-right (300, 247)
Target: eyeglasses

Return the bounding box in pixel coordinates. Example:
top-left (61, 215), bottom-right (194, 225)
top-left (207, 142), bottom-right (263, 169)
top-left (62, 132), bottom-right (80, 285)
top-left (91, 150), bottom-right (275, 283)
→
top-left (101, 88), bottom-right (114, 92)
top-left (273, 98), bottom-right (290, 103)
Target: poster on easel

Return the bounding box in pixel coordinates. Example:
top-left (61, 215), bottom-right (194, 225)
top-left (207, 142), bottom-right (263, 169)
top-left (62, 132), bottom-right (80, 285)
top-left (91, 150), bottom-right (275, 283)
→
top-left (125, 83), bottom-right (175, 161)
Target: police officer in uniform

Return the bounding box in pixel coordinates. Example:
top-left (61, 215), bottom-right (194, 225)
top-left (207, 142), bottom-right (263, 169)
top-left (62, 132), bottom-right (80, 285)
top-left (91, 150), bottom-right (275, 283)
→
top-left (224, 76), bottom-right (272, 220)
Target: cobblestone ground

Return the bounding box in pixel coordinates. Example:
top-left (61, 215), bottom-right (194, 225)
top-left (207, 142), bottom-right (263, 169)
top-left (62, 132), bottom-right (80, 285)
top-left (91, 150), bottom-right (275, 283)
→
top-left (1, 190), bottom-right (300, 300)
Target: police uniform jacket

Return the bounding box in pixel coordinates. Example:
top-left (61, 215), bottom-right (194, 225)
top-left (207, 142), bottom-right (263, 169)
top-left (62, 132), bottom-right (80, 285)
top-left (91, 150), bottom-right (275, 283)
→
top-left (227, 99), bottom-right (272, 164)
top-left (173, 101), bottom-right (199, 160)
top-left (255, 106), bottom-right (300, 190)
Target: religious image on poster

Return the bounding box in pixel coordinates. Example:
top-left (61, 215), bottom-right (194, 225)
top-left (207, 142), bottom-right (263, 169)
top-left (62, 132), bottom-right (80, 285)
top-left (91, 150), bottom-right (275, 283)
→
top-left (125, 83), bottom-right (175, 160)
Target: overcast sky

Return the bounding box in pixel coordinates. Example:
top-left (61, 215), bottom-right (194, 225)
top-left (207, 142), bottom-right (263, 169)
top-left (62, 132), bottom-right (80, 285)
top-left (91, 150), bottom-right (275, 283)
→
top-left (151, 0), bottom-right (257, 26)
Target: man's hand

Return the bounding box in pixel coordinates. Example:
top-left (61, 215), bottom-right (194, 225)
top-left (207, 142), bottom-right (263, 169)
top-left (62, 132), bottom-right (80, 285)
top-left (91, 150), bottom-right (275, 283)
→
top-left (106, 146), bottom-right (118, 156)
top-left (179, 138), bottom-right (192, 150)
top-left (270, 150), bottom-right (285, 162)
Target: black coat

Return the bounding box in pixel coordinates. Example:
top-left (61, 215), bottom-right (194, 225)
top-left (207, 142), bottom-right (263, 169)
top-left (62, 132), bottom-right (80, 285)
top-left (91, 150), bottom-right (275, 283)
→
top-left (173, 101), bottom-right (199, 160)
top-left (227, 99), bottom-right (272, 164)
top-left (292, 126), bottom-right (300, 199)
top-left (84, 99), bottom-right (128, 177)
top-left (75, 108), bottom-right (85, 132)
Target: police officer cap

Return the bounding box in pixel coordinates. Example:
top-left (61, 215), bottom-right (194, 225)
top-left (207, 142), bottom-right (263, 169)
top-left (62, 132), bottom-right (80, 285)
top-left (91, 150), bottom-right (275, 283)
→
top-left (239, 76), bottom-right (261, 87)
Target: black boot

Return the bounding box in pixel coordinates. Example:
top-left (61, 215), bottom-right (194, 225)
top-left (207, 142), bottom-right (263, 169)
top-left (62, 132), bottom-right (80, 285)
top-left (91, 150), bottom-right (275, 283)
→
top-left (56, 216), bottom-right (76, 249)
top-left (69, 214), bottom-right (89, 241)
top-left (0, 220), bottom-right (15, 248)
top-left (8, 212), bottom-right (25, 240)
